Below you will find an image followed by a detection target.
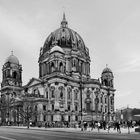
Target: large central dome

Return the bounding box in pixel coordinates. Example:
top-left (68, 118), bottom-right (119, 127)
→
top-left (42, 13), bottom-right (86, 54)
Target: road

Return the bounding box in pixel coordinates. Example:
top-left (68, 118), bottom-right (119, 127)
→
top-left (0, 127), bottom-right (139, 140)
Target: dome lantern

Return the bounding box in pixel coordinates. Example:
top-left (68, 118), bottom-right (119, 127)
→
top-left (61, 12), bottom-right (68, 28)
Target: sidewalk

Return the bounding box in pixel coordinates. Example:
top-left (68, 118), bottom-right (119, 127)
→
top-left (2, 126), bottom-right (139, 135)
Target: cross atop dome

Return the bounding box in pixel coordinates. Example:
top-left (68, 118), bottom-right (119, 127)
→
top-left (61, 12), bottom-right (68, 28)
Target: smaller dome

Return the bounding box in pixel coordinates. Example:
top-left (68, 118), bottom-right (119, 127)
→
top-left (102, 67), bottom-right (112, 74)
top-left (102, 65), bottom-right (113, 78)
top-left (5, 54), bottom-right (19, 65)
top-left (50, 45), bottom-right (64, 54)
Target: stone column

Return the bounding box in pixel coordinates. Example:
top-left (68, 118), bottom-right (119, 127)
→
top-left (71, 88), bottom-right (74, 111)
top-left (65, 86), bottom-right (67, 110)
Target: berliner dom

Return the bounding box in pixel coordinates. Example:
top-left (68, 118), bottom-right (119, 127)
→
top-left (0, 14), bottom-right (115, 127)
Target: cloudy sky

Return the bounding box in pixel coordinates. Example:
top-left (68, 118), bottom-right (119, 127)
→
top-left (0, 0), bottom-right (140, 109)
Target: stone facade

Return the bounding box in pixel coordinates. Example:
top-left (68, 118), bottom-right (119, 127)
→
top-left (0, 14), bottom-right (115, 126)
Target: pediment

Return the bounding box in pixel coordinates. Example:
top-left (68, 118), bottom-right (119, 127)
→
top-left (26, 77), bottom-right (42, 87)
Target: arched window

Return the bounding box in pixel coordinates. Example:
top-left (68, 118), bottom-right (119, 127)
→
top-left (110, 97), bottom-right (114, 105)
top-left (68, 104), bottom-right (71, 111)
top-left (60, 91), bottom-right (63, 99)
top-left (75, 105), bottom-right (78, 111)
top-left (104, 79), bottom-right (108, 86)
top-left (67, 92), bottom-right (70, 99)
top-left (51, 62), bottom-right (55, 72)
top-left (74, 92), bottom-right (77, 100)
top-left (52, 104), bottom-right (54, 110)
top-left (74, 89), bottom-right (78, 100)
top-left (59, 86), bottom-right (64, 99)
top-left (101, 105), bottom-right (103, 112)
top-left (45, 89), bottom-right (48, 99)
top-left (35, 105), bottom-right (38, 111)
top-left (50, 86), bottom-right (55, 98)
top-left (100, 95), bottom-right (103, 103)
top-left (75, 116), bottom-right (78, 121)
top-left (67, 87), bottom-right (71, 99)
top-left (33, 88), bottom-right (40, 97)
top-left (105, 106), bottom-right (107, 113)
top-left (59, 62), bottom-right (63, 72)
top-left (73, 59), bottom-right (76, 67)
top-left (13, 71), bottom-right (17, 79)
top-left (86, 103), bottom-right (91, 112)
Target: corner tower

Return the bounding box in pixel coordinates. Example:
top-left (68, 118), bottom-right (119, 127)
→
top-left (101, 65), bottom-right (114, 88)
top-left (1, 52), bottom-right (22, 95)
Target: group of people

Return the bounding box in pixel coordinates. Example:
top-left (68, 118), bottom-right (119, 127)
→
top-left (80, 120), bottom-right (139, 134)
top-left (37, 119), bottom-right (140, 134)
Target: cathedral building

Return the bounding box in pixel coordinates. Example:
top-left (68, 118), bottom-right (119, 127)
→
top-left (0, 14), bottom-right (115, 126)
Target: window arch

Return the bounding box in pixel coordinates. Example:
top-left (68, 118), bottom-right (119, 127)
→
top-left (59, 62), bottom-right (63, 72)
top-left (86, 103), bottom-right (91, 112)
top-left (45, 88), bottom-right (48, 99)
top-left (73, 58), bottom-right (76, 67)
top-left (104, 79), bottom-right (108, 86)
top-left (50, 86), bottom-right (55, 98)
top-left (51, 62), bottom-right (55, 72)
top-left (35, 105), bottom-right (38, 111)
top-left (74, 89), bottom-right (79, 100)
top-left (67, 87), bottom-right (71, 99)
top-left (13, 71), bottom-right (17, 79)
top-left (59, 86), bottom-right (64, 99)
top-left (67, 91), bottom-right (70, 99)
top-left (75, 104), bottom-right (78, 111)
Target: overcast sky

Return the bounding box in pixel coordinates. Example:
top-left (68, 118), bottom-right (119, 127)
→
top-left (0, 0), bottom-right (140, 110)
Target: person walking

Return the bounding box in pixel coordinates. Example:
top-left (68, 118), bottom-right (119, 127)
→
top-left (107, 122), bottom-right (111, 133)
top-left (91, 121), bottom-right (95, 131)
top-left (97, 122), bottom-right (101, 132)
top-left (127, 120), bottom-right (131, 134)
top-left (116, 121), bottom-right (121, 133)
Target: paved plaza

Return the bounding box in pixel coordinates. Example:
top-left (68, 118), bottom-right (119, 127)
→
top-left (0, 126), bottom-right (139, 140)
top-left (2, 125), bottom-right (140, 134)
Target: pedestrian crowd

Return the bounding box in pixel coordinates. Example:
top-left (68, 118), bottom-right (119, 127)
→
top-left (32, 119), bottom-right (140, 134)
top-left (79, 120), bottom-right (140, 134)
